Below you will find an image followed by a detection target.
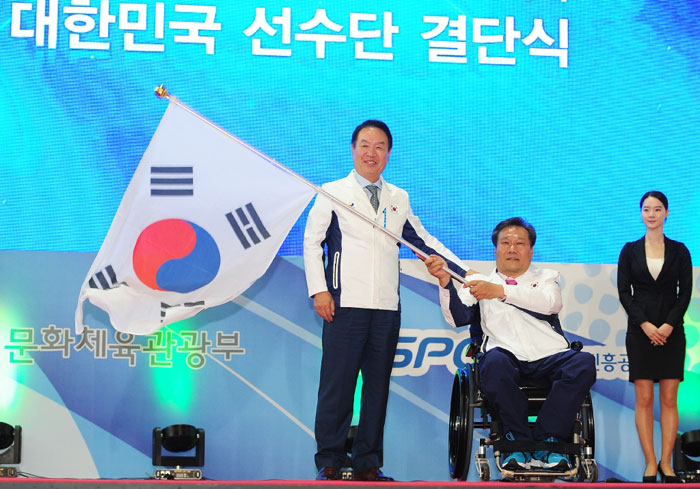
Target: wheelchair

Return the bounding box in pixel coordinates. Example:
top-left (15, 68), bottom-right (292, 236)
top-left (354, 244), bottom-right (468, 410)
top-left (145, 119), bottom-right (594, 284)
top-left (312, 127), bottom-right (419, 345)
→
top-left (448, 340), bottom-right (598, 482)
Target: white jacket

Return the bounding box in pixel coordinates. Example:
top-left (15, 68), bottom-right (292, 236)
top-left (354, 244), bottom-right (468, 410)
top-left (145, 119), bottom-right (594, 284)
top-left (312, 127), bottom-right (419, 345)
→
top-left (439, 267), bottom-right (568, 361)
top-left (304, 171), bottom-right (466, 311)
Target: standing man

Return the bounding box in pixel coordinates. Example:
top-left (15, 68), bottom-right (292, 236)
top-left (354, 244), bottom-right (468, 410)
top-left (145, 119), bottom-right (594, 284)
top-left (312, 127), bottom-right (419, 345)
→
top-left (304, 120), bottom-right (468, 481)
top-left (424, 217), bottom-right (596, 472)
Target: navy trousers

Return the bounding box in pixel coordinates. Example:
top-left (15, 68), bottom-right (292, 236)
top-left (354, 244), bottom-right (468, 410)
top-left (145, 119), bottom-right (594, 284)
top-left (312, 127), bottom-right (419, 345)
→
top-left (314, 307), bottom-right (401, 472)
top-left (479, 347), bottom-right (596, 441)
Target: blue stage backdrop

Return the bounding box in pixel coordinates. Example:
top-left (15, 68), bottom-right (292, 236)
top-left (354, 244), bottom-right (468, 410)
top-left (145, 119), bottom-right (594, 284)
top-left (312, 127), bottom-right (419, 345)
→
top-left (1, 0), bottom-right (699, 263)
top-left (1, 0), bottom-right (700, 483)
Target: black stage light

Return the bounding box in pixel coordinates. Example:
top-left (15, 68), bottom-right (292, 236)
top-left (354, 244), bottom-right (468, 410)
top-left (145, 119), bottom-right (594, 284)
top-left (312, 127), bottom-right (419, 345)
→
top-left (152, 424), bottom-right (204, 480)
top-left (673, 429), bottom-right (700, 482)
top-left (0, 422), bottom-right (21, 478)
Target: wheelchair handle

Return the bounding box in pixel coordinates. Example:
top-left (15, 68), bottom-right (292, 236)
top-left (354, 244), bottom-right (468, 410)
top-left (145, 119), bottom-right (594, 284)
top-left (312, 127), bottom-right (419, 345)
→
top-left (466, 340), bottom-right (482, 358)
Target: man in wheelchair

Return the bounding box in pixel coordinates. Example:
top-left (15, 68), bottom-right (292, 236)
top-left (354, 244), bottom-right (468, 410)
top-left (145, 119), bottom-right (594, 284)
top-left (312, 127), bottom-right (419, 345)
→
top-left (424, 217), bottom-right (596, 473)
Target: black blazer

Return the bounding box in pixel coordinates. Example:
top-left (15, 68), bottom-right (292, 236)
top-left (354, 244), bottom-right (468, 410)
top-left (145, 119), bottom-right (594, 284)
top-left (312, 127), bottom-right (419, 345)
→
top-left (617, 236), bottom-right (692, 336)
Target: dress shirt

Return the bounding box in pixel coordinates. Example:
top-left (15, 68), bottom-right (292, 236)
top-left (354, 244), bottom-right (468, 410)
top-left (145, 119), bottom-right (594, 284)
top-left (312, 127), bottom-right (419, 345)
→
top-left (355, 172), bottom-right (382, 204)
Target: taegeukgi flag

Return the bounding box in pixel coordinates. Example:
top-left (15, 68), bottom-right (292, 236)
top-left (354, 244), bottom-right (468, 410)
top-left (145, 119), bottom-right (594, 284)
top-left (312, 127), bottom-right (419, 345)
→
top-left (75, 99), bottom-right (316, 335)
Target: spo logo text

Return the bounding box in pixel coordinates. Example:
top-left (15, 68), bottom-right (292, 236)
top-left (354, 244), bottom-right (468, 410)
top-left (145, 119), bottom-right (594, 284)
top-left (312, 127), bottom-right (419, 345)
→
top-left (393, 329), bottom-right (473, 376)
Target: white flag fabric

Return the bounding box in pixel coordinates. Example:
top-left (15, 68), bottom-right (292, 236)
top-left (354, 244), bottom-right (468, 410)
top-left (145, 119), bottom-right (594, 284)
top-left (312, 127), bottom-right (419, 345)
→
top-left (75, 100), bottom-right (316, 335)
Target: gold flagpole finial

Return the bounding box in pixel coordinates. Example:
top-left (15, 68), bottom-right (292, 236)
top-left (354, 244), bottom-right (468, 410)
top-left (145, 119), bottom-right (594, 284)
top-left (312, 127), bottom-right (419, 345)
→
top-left (154, 84), bottom-right (169, 99)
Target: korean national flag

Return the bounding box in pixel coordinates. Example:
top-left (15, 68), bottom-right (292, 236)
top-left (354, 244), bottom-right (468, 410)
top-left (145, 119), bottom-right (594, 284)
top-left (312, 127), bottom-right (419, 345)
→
top-left (75, 100), bottom-right (316, 335)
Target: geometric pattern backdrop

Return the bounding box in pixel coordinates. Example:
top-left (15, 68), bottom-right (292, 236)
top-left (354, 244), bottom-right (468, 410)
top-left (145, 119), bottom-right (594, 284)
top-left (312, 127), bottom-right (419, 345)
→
top-left (2, 252), bottom-right (698, 482)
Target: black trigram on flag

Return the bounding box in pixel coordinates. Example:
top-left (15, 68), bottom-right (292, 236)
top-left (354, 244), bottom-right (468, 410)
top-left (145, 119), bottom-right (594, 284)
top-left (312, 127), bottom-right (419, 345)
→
top-left (150, 166), bottom-right (194, 196)
top-left (161, 301), bottom-right (205, 322)
top-left (225, 203), bottom-right (271, 249)
top-left (88, 265), bottom-right (118, 290)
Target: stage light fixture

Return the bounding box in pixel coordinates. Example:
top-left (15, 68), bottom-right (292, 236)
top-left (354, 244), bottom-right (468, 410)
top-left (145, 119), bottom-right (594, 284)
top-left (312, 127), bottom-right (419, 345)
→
top-left (673, 429), bottom-right (700, 482)
top-left (0, 422), bottom-right (21, 478)
top-left (152, 424), bottom-right (204, 480)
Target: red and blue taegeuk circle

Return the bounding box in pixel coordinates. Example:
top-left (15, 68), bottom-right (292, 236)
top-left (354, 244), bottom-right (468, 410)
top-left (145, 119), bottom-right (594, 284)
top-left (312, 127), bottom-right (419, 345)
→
top-left (132, 219), bottom-right (221, 293)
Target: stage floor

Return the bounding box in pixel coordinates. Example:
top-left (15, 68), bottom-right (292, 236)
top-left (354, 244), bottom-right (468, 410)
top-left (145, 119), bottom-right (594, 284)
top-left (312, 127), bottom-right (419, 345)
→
top-left (1, 478), bottom-right (698, 489)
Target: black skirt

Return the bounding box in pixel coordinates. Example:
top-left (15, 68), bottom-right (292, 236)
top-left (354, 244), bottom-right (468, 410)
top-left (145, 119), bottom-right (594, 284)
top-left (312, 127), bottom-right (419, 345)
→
top-left (626, 330), bottom-right (686, 382)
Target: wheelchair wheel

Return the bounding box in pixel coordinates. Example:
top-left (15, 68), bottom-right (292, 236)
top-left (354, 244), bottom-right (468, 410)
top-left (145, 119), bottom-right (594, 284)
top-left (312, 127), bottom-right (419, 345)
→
top-left (581, 392), bottom-right (595, 457)
top-left (475, 458), bottom-right (490, 481)
top-left (576, 391), bottom-right (597, 482)
top-left (448, 365), bottom-right (474, 480)
top-left (582, 459), bottom-right (598, 482)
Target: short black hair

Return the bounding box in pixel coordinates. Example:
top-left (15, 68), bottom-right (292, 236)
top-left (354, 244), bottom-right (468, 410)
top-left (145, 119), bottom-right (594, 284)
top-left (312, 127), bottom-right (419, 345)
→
top-left (351, 120), bottom-right (393, 150)
top-left (491, 217), bottom-right (536, 247)
top-left (640, 190), bottom-right (668, 210)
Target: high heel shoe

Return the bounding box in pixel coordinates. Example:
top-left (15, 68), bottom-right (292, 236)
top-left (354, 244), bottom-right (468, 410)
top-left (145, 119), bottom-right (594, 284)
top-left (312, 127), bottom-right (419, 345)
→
top-left (658, 462), bottom-right (681, 483)
top-left (642, 461), bottom-right (657, 483)
top-left (642, 472), bottom-right (657, 483)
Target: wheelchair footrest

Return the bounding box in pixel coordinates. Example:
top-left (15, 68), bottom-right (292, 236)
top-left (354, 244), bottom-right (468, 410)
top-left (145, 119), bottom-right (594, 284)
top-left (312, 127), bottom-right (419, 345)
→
top-left (492, 439), bottom-right (581, 455)
top-left (501, 467), bottom-right (577, 482)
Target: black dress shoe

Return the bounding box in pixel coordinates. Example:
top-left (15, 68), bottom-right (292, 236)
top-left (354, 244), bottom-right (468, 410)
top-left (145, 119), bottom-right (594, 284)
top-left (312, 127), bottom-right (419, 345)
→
top-left (316, 467), bottom-right (340, 480)
top-left (353, 467), bottom-right (394, 481)
top-left (658, 462), bottom-right (681, 483)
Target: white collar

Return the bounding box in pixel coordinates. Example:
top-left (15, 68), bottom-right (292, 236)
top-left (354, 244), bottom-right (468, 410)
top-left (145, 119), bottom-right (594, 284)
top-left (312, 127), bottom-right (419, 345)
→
top-left (353, 170), bottom-right (383, 190)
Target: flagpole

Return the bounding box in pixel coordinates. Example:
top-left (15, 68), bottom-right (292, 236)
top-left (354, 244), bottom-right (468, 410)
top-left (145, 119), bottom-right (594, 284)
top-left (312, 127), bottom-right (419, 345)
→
top-left (154, 85), bottom-right (467, 285)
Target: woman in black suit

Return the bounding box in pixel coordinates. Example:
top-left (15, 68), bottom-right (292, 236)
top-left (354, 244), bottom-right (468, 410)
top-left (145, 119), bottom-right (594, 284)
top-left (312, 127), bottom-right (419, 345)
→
top-left (617, 191), bottom-right (692, 483)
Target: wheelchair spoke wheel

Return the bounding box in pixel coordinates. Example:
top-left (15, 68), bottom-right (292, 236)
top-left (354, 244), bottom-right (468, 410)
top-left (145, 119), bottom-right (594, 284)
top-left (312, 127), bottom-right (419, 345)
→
top-left (581, 392), bottom-right (595, 457)
top-left (448, 366), bottom-right (474, 480)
